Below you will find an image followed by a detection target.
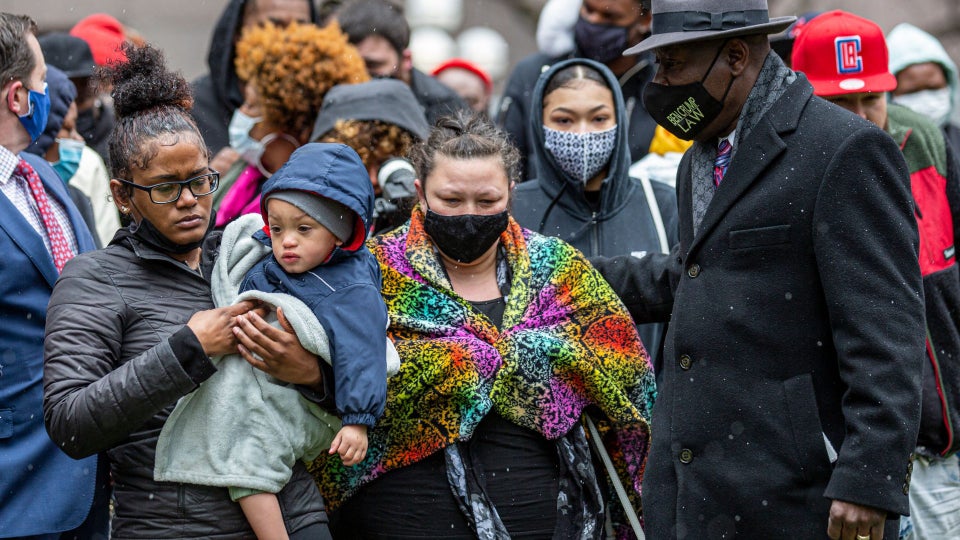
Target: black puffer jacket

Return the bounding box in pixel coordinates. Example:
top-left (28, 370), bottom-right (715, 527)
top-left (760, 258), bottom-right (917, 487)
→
top-left (408, 67), bottom-right (468, 128)
top-left (43, 228), bottom-right (327, 539)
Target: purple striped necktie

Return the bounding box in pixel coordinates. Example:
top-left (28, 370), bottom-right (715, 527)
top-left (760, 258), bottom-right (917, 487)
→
top-left (714, 139), bottom-right (732, 187)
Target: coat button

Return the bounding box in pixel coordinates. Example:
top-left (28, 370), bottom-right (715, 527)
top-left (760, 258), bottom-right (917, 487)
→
top-left (903, 482), bottom-right (910, 495)
top-left (687, 264), bottom-right (701, 278)
top-left (679, 448), bottom-right (694, 464)
top-left (679, 355), bottom-right (692, 370)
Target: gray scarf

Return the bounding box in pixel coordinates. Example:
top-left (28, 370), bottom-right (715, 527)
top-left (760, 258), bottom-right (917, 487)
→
top-left (690, 51), bottom-right (797, 234)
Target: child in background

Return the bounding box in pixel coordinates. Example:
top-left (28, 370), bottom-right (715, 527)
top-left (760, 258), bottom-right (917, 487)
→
top-left (155, 142), bottom-right (390, 540)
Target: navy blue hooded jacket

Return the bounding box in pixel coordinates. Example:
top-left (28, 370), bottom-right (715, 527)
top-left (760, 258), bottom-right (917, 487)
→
top-left (511, 58), bottom-right (678, 361)
top-left (239, 143), bottom-right (387, 427)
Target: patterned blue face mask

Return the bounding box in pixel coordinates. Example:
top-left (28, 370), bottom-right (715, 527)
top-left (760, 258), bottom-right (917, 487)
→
top-left (543, 125), bottom-right (617, 184)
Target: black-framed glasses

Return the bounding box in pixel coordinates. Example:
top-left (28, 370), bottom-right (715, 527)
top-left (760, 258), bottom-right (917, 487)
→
top-left (118, 169), bottom-right (220, 204)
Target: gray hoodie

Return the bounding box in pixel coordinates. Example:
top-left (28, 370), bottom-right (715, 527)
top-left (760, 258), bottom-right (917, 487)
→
top-left (887, 23), bottom-right (960, 155)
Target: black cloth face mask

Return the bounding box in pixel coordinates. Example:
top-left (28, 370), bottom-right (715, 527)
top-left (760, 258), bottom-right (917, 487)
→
top-left (574, 16), bottom-right (631, 64)
top-left (642, 41), bottom-right (735, 141)
top-left (423, 207), bottom-right (509, 264)
top-left (131, 210), bottom-right (217, 255)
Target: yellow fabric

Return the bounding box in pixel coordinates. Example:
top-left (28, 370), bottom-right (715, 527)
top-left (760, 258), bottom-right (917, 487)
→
top-left (648, 125), bottom-right (693, 156)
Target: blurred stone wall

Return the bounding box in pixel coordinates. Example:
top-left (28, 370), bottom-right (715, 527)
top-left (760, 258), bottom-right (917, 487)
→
top-left (5, 0), bottom-right (958, 88)
top-left (4, 0), bottom-right (540, 84)
top-left (769, 0), bottom-right (960, 62)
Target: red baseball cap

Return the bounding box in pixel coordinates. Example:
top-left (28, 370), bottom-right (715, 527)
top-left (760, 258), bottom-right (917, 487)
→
top-left (791, 10), bottom-right (897, 97)
top-left (70, 13), bottom-right (127, 66)
top-left (431, 58), bottom-right (493, 93)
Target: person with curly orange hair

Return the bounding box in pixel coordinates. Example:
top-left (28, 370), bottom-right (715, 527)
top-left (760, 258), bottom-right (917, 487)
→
top-left (215, 20), bottom-right (368, 228)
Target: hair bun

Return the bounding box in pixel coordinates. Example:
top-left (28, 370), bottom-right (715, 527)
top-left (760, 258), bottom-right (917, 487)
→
top-left (103, 42), bottom-right (193, 118)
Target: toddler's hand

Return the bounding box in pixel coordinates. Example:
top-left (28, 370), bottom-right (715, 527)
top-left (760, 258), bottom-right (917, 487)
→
top-left (329, 425), bottom-right (368, 466)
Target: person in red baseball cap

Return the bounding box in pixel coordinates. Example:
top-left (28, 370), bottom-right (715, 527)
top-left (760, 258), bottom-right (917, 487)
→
top-left (70, 13), bottom-right (128, 67)
top-left (794, 12), bottom-right (960, 540)
top-left (792, 10), bottom-right (897, 127)
top-left (431, 58), bottom-right (493, 115)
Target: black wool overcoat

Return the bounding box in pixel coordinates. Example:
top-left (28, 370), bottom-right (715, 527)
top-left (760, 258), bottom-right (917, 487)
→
top-left (597, 74), bottom-right (925, 539)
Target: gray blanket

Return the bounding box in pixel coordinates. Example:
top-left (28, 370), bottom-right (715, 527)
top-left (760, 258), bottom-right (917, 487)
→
top-left (154, 214), bottom-right (398, 494)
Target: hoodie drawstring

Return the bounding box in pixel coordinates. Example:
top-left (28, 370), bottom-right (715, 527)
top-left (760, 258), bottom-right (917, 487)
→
top-left (537, 182), bottom-right (568, 234)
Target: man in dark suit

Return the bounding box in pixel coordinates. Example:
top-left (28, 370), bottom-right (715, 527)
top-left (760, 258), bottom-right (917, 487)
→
top-left (591, 1), bottom-right (925, 538)
top-left (0, 13), bottom-right (102, 539)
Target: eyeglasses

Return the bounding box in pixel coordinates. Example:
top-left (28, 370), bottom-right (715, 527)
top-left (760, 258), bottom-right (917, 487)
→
top-left (118, 169), bottom-right (220, 204)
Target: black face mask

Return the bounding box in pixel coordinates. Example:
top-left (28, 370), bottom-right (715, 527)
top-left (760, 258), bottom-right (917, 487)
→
top-left (642, 41), bottom-right (735, 141)
top-left (423, 208), bottom-right (509, 264)
top-left (74, 107), bottom-right (95, 139)
top-left (131, 210), bottom-right (217, 255)
top-left (574, 16), bottom-right (631, 64)
top-left (75, 104), bottom-right (112, 146)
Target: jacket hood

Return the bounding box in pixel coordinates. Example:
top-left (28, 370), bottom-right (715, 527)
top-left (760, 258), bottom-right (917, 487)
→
top-left (887, 23), bottom-right (959, 119)
top-left (527, 57), bottom-right (635, 220)
top-left (260, 143), bottom-right (374, 252)
top-left (311, 79), bottom-right (430, 141)
top-left (205, 0), bottom-right (319, 111)
top-left (25, 65), bottom-right (76, 156)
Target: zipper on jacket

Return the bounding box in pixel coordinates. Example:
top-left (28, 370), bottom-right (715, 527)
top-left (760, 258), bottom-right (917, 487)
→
top-left (177, 484), bottom-right (186, 517)
top-left (925, 327), bottom-right (955, 455)
top-left (590, 212), bottom-right (600, 256)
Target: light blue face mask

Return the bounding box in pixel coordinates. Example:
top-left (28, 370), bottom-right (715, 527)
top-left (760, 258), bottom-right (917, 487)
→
top-left (52, 138), bottom-right (85, 182)
top-left (228, 109), bottom-right (265, 166)
top-left (543, 125), bottom-right (618, 184)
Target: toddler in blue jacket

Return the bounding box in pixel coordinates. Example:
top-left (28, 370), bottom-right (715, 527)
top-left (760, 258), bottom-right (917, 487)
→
top-left (237, 143), bottom-right (388, 537)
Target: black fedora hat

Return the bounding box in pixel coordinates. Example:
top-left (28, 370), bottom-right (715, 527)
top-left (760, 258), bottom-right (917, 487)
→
top-left (625, 0), bottom-right (795, 55)
top-left (39, 32), bottom-right (96, 79)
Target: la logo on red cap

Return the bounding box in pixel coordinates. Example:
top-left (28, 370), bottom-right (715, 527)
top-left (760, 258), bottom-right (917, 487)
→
top-left (835, 35), bottom-right (863, 74)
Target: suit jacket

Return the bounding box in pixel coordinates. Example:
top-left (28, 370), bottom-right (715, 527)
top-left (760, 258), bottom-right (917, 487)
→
top-left (595, 74), bottom-right (924, 539)
top-left (0, 152), bottom-right (97, 536)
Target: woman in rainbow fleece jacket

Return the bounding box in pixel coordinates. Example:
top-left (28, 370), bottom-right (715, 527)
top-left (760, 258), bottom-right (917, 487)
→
top-left (312, 112), bottom-right (655, 539)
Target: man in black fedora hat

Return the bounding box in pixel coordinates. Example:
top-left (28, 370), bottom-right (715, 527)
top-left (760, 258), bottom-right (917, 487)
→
top-left (590, 0), bottom-right (925, 538)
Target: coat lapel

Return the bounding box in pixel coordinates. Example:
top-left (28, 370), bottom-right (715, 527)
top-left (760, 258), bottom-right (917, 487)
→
top-left (0, 154), bottom-right (97, 288)
top-left (688, 118), bottom-right (786, 255)
top-left (686, 77), bottom-right (811, 258)
top-left (0, 188), bottom-right (59, 287)
top-left (28, 153), bottom-right (97, 253)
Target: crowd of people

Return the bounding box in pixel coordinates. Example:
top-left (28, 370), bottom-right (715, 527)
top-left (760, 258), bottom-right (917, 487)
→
top-left (1, 0), bottom-right (959, 539)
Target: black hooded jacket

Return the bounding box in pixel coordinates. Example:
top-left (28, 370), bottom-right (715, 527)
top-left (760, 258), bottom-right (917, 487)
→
top-left (498, 50), bottom-right (658, 181)
top-left (511, 58), bottom-right (678, 361)
top-left (408, 67), bottom-right (468, 128)
top-left (43, 228), bottom-right (328, 538)
top-left (190, 0), bottom-right (318, 154)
